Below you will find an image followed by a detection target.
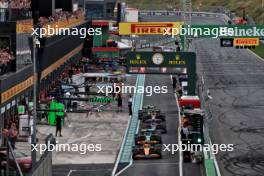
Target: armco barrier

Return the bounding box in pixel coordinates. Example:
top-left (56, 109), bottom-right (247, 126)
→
top-left (139, 9), bottom-right (257, 26)
top-left (139, 10), bottom-right (232, 26)
top-left (140, 10), bottom-right (225, 18)
top-left (139, 37), bottom-right (177, 49)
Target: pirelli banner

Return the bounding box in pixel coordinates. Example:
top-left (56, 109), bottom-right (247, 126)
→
top-left (119, 22), bottom-right (183, 35)
top-left (233, 38), bottom-right (260, 46)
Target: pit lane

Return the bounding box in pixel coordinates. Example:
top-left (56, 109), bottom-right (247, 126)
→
top-left (135, 14), bottom-right (226, 176)
top-left (119, 74), bottom-right (180, 176)
top-left (50, 73), bottom-right (137, 176)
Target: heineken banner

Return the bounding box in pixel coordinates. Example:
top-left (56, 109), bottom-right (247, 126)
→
top-left (164, 25), bottom-right (264, 39)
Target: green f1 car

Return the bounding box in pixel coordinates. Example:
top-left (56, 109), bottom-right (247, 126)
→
top-left (135, 131), bottom-right (162, 145)
top-left (140, 121), bottom-right (167, 134)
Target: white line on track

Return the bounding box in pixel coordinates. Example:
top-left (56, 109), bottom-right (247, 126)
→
top-left (67, 169), bottom-right (112, 176)
top-left (115, 159), bottom-right (133, 176)
top-left (170, 75), bottom-right (183, 176)
top-left (201, 75), bottom-right (221, 176)
top-left (134, 162), bottom-right (179, 166)
top-left (67, 170), bottom-right (73, 176)
top-left (210, 140), bottom-right (222, 176)
top-left (248, 49), bottom-right (264, 62)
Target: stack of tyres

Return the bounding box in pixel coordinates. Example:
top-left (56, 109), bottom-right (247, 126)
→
top-left (132, 106), bottom-right (166, 160)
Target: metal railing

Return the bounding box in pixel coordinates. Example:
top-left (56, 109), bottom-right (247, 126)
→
top-left (139, 7), bottom-right (256, 25)
top-left (198, 6), bottom-right (256, 25)
top-left (138, 37), bottom-right (177, 49)
top-left (6, 141), bottom-right (24, 176)
top-left (28, 134), bottom-right (55, 176)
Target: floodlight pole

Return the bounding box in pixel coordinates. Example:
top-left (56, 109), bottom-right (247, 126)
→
top-left (31, 35), bottom-right (39, 167)
top-left (181, 0), bottom-right (192, 51)
top-left (262, 0), bottom-right (264, 24)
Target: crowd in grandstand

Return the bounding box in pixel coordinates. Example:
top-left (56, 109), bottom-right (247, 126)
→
top-left (38, 9), bottom-right (84, 26)
top-left (0, 48), bottom-right (15, 75)
top-left (0, 0), bottom-right (31, 9)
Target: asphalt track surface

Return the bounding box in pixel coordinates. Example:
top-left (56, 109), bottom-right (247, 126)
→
top-left (144, 14), bottom-right (264, 176)
top-left (194, 35), bottom-right (264, 176)
top-left (185, 16), bottom-right (264, 176)
top-left (120, 75), bottom-right (180, 176)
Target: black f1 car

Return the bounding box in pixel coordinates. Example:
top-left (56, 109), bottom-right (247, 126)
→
top-left (138, 106), bottom-right (166, 121)
top-left (135, 131), bottom-right (162, 145)
top-left (140, 121), bottom-right (167, 134)
top-left (141, 113), bottom-right (166, 122)
top-left (132, 144), bottom-right (162, 159)
top-left (138, 105), bottom-right (160, 117)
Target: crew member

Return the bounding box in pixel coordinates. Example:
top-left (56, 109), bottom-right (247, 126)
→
top-left (128, 95), bottom-right (133, 116)
top-left (2, 125), bottom-right (9, 145)
top-left (117, 93), bottom-right (122, 112)
top-left (8, 123), bottom-right (18, 149)
top-left (181, 124), bottom-right (189, 139)
top-left (175, 40), bottom-right (181, 51)
top-left (177, 85), bottom-right (183, 97)
top-left (56, 116), bottom-right (62, 137)
top-left (172, 77), bottom-right (177, 92)
top-left (65, 92), bottom-right (71, 110)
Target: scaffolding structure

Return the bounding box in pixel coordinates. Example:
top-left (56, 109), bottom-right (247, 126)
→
top-left (181, 0), bottom-right (192, 51)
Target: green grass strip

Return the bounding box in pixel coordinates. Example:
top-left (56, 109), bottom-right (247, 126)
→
top-left (251, 42), bottom-right (264, 59)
